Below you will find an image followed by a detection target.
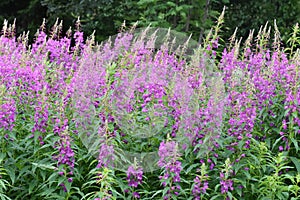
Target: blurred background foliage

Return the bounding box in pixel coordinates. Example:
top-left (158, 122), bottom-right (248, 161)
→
top-left (0, 0), bottom-right (299, 45)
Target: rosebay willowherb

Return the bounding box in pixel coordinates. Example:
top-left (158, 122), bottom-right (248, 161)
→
top-left (72, 26), bottom-right (226, 172)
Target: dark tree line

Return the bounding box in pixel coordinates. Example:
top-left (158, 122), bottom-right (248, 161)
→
top-left (0, 0), bottom-right (299, 44)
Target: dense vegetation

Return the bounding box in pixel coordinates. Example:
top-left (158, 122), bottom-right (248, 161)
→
top-left (1, 0), bottom-right (300, 44)
top-left (0, 9), bottom-right (300, 199)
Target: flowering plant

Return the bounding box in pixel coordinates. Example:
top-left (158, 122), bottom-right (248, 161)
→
top-left (0, 12), bottom-right (299, 200)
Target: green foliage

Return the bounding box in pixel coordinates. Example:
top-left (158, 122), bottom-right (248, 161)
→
top-left (0, 0), bottom-right (46, 41)
top-left (136, 0), bottom-right (222, 42)
top-left (0, 5), bottom-right (300, 200)
top-left (286, 23), bottom-right (300, 57)
top-left (0, 0), bottom-right (299, 46)
top-left (41, 0), bottom-right (140, 41)
top-left (0, 155), bottom-right (11, 200)
top-left (215, 0), bottom-right (300, 45)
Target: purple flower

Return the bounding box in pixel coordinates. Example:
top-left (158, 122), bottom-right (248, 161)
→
top-left (158, 141), bottom-right (180, 167)
top-left (220, 179), bottom-right (234, 194)
top-left (0, 99), bottom-right (16, 131)
top-left (158, 141), bottom-right (182, 199)
top-left (126, 165), bottom-right (143, 188)
top-left (279, 146), bottom-right (284, 151)
top-left (158, 141), bottom-right (182, 183)
top-left (133, 192), bottom-right (140, 199)
top-left (220, 172), bottom-right (234, 194)
top-left (53, 118), bottom-right (75, 178)
top-left (192, 176), bottom-right (209, 197)
top-left (96, 144), bottom-right (115, 168)
top-left (282, 120), bottom-right (287, 130)
top-left (59, 183), bottom-right (67, 192)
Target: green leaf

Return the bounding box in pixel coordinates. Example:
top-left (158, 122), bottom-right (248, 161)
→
top-left (28, 180), bottom-right (38, 194)
top-left (290, 157), bottom-right (300, 173)
top-left (0, 180), bottom-right (7, 191)
top-left (5, 168), bottom-right (15, 185)
top-left (137, 0), bottom-right (155, 7)
top-left (290, 138), bottom-right (299, 152)
top-left (210, 194), bottom-right (223, 200)
top-left (271, 136), bottom-right (284, 151)
top-left (31, 162), bottom-right (56, 170)
top-left (185, 163), bottom-right (199, 174)
top-left (166, 1), bottom-right (176, 7)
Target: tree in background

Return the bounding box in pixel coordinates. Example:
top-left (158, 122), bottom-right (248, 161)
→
top-left (40, 0), bottom-right (141, 41)
top-left (0, 0), bottom-right (46, 40)
top-left (0, 0), bottom-right (299, 45)
top-left (217, 0), bottom-right (300, 44)
top-left (0, 0), bottom-right (226, 42)
top-left (40, 0), bottom-right (227, 42)
top-left (135, 0), bottom-right (227, 42)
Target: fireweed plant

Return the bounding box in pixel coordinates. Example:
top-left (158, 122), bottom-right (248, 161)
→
top-left (0, 11), bottom-right (300, 200)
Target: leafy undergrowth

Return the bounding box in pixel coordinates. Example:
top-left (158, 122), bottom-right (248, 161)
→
top-left (0, 14), bottom-right (300, 200)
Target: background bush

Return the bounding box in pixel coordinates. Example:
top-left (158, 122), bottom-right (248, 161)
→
top-left (0, 0), bottom-right (300, 45)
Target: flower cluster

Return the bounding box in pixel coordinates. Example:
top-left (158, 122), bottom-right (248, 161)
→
top-left (32, 101), bottom-right (49, 134)
top-left (0, 16), bottom-right (299, 200)
top-left (53, 118), bottom-right (75, 171)
top-left (125, 165), bottom-right (143, 199)
top-left (96, 144), bottom-right (115, 169)
top-left (192, 176), bottom-right (209, 199)
top-left (220, 172), bottom-right (234, 194)
top-left (126, 165), bottom-right (143, 188)
top-left (158, 141), bottom-right (182, 199)
top-left (0, 99), bottom-right (16, 131)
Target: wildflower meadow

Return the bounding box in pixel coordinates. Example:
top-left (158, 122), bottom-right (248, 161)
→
top-left (0, 11), bottom-right (300, 200)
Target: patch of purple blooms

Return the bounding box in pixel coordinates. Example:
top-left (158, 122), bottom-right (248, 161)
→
top-left (192, 176), bottom-right (209, 199)
top-left (0, 16), bottom-right (299, 199)
top-left (158, 141), bottom-right (182, 199)
top-left (220, 172), bottom-right (234, 194)
top-left (125, 165), bottom-right (143, 198)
